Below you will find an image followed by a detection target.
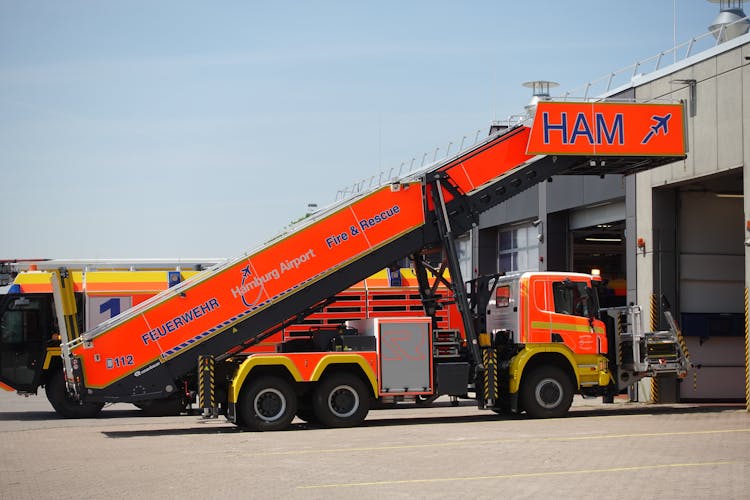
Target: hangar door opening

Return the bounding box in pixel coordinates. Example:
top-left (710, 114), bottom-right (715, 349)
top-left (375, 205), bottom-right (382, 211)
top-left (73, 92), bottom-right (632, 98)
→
top-left (568, 201), bottom-right (626, 308)
top-left (675, 170), bottom-right (745, 402)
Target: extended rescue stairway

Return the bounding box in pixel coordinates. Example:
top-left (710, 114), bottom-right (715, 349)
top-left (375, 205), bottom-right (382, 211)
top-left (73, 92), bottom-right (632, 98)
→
top-left (65, 103), bottom-right (686, 403)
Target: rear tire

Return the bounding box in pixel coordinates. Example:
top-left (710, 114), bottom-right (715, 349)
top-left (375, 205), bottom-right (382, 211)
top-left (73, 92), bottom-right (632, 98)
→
top-left (45, 369), bottom-right (104, 419)
top-left (237, 376), bottom-right (297, 431)
top-left (520, 366), bottom-right (573, 419)
top-left (312, 373), bottom-right (369, 428)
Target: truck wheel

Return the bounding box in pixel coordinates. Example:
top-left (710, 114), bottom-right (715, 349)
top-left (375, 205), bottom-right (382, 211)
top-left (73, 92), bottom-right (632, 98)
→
top-left (45, 370), bottom-right (104, 419)
top-left (237, 376), bottom-right (297, 431)
top-left (312, 373), bottom-right (369, 428)
top-left (520, 366), bottom-right (573, 419)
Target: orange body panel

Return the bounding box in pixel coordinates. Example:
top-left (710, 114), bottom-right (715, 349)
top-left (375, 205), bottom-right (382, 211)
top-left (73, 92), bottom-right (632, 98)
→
top-left (428, 127), bottom-right (534, 209)
top-left (520, 273), bottom-right (608, 356)
top-left (249, 351), bottom-right (380, 382)
top-left (73, 184), bottom-right (426, 389)
top-left (439, 127), bottom-right (534, 193)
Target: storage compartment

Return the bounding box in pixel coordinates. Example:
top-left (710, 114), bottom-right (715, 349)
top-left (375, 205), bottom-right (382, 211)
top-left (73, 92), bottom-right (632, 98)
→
top-left (348, 317), bottom-right (433, 394)
top-left (435, 362), bottom-right (470, 396)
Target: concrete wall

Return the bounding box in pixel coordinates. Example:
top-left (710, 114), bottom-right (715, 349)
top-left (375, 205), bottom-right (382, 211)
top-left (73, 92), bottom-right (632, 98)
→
top-left (633, 38), bottom-right (749, 307)
top-left (632, 37), bottom-right (749, 402)
top-left (635, 40), bottom-right (748, 189)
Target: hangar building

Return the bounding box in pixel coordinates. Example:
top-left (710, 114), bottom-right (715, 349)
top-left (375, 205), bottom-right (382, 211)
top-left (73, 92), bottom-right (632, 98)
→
top-left (470, 4), bottom-right (750, 403)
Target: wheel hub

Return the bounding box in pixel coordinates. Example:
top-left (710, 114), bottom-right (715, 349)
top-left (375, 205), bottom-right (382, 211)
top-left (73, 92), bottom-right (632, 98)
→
top-left (254, 388), bottom-right (286, 422)
top-left (328, 385), bottom-right (358, 418)
top-left (535, 378), bottom-right (563, 409)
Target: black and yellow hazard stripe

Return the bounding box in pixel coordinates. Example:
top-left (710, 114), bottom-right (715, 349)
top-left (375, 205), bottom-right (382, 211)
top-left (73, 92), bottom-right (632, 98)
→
top-left (745, 288), bottom-right (749, 413)
top-left (650, 294), bottom-right (659, 404)
top-left (616, 312), bottom-right (624, 366)
top-left (480, 338), bottom-right (498, 407)
top-left (482, 349), bottom-right (490, 403)
top-left (198, 355), bottom-right (217, 418)
top-left (490, 350), bottom-right (498, 403)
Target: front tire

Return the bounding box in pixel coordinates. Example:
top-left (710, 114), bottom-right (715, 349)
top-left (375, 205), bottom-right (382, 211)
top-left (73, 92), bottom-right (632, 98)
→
top-left (237, 376), bottom-right (297, 431)
top-left (312, 373), bottom-right (370, 428)
top-left (520, 366), bottom-right (573, 419)
top-left (45, 369), bottom-right (104, 419)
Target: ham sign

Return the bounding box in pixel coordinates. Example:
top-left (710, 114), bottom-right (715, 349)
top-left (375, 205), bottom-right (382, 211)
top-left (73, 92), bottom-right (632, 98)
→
top-left (527, 101), bottom-right (685, 157)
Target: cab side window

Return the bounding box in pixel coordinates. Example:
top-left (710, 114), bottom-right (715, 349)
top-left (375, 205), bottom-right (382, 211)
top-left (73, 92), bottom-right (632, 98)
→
top-left (0, 297), bottom-right (47, 345)
top-left (552, 281), bottom-right (589, 318)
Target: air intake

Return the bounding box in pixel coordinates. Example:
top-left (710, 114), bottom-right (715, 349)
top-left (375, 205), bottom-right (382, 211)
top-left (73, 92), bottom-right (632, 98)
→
top-left (522, 80), bottom-right (559, 116)
top-left (708, 0), bottom-right (750, 42)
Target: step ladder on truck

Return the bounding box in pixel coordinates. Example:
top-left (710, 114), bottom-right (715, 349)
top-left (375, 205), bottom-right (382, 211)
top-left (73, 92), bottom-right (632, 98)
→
top-left (0, 261), bottom-right (457, 416)
top-left (50, 101), bottom-right (689, 429)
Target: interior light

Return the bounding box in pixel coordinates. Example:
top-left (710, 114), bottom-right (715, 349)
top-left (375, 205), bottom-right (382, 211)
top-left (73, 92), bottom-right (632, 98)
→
top-left (715, 193), bottom-right (743, 198)
top-left (585, 237), bottom-right (622, 242)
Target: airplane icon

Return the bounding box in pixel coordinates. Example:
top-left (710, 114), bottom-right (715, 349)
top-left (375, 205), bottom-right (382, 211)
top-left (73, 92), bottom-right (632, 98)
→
top-left (241, 265), bottom-right (252, 281)
top-left (641, 114), bottom-right (672, 144)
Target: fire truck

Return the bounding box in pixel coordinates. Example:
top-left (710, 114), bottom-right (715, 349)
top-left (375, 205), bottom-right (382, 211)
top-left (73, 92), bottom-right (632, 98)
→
top-left (0, 259), bottom-right (217, 416)
top-left (8, 101), bottom-right (690, 430)
top-left (0, 260), bottom-right (458, 416)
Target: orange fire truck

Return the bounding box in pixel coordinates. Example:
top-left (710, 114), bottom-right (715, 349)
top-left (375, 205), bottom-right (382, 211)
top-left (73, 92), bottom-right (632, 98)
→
top-left (5, 101), bottom-right (690, 429)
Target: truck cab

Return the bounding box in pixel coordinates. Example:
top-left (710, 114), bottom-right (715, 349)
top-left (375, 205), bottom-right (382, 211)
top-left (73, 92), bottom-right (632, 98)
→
top-left (487, 272), bottom-right (607, 355)
top-left (0, 292), bottom-right (56, 394)
top-left (479, 272), bottom-right (689, 418)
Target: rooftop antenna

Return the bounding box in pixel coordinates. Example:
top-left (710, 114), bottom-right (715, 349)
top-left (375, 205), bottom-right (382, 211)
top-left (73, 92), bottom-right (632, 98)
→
top-left (522, 80), bottom-right (559, 116)
top-left (707, 0), bottom-right (750, 42)
top-left (673, 0), bottom-right (677, 63)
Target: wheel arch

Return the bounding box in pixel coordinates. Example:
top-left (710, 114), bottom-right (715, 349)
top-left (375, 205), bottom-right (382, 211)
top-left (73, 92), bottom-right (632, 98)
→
top-left (230, 354), bottom-right (379, 404)
top-left (313, 360), bottom-right (378, 399)
top-left (229, 356), bottom-right (303, 404)
top-left (510, 347), bottom-right (579, 395)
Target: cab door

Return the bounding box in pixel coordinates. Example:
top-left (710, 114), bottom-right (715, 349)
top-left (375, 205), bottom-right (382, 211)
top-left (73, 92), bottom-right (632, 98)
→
top-left (0, 294), bottom-right (53, 392)
top-left (548, 279), bottom-right (599, 354)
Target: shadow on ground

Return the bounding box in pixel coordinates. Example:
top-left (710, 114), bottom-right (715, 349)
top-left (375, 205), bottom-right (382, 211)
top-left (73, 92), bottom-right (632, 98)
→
top-left (99, 402), bottom-right (745, 438)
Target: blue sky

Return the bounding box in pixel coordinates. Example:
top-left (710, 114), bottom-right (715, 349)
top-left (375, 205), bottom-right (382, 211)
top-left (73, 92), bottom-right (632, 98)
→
top-left (0, 1), bottom-right (725, 259)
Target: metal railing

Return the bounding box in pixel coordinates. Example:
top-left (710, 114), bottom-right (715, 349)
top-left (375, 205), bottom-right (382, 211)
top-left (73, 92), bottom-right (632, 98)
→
top-left (561, 14), bottom-right (750, 100)
top-left (335, 127), bottom-right (485, 202)
top-left (333, 114), bottom-right (534, 203)
top-left (334, 15), bottom-right (749, 203)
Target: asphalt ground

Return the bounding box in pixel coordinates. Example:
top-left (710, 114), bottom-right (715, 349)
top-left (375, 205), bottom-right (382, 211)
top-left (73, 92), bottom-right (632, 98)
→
top-left (0, 391), bottom-right (748, 499)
